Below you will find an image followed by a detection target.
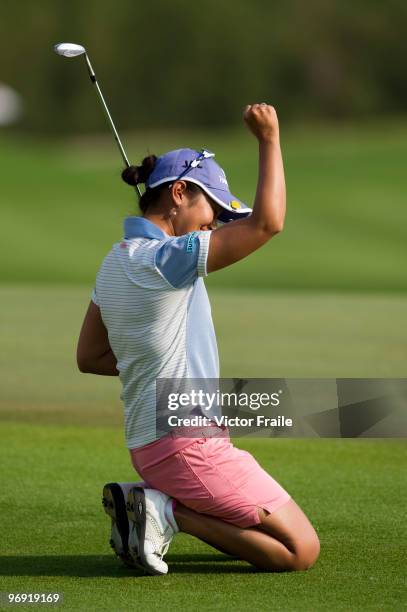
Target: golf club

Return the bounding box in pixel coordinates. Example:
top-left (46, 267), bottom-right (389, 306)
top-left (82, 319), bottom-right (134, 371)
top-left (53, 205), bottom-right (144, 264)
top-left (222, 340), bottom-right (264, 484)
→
top-left (54, 42), bottom-right (142, 197)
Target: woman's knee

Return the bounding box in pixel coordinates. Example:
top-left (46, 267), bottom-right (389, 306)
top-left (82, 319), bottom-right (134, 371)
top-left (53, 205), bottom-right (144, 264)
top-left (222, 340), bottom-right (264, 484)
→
top-left (251, 534), bottom-right (320, 573)
top-left (290, 533), bottom-right (320, 571)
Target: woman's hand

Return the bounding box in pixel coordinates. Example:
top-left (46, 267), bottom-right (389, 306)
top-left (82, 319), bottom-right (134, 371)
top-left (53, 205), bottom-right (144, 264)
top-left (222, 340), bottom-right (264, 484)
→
top-left (206, 103), bottom-right (286, 273)
top-left (243, 103), bottom-right (279, 144)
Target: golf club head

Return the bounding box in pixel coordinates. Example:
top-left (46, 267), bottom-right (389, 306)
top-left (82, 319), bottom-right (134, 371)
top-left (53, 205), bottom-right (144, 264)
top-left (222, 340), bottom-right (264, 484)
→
top-left (54, 43), bottom-right (86, 58)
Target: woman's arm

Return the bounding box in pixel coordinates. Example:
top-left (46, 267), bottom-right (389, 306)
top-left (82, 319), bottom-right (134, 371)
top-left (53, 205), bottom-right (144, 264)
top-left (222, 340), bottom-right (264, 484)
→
top-left (207, 103), bottom-right (286, 273)
top-left (77, 301), bottom-right (119, 376)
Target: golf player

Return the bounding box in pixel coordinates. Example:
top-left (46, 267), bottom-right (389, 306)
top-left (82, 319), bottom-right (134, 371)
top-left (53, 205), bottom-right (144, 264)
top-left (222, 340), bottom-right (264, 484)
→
top-left (77, 104), bottom-right (320, 575)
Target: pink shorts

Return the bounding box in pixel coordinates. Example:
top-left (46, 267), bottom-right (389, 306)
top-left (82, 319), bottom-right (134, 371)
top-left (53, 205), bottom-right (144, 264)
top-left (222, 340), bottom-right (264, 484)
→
top-left (129, 424), bottom-right (291, 528)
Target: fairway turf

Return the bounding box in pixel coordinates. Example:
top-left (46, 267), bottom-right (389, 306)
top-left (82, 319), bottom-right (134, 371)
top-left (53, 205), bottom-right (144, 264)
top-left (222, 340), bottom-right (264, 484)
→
top-left (1, 285), bottom-right (406, 610)
top-left (1, 122), bottom-right (407, 292)
top-left (0, 424), bottom-right (405, 611)
top-left (1, 285), bottom-right (406, 428)
top-left (1, 121), bottom-right (406, 610)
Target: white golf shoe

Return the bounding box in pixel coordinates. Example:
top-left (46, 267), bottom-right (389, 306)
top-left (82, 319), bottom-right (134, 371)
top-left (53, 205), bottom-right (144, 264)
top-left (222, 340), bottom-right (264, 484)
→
top-left (102, 482), bottom-right (145, 569)
top-left (126, 486), bottom-right (178, 575)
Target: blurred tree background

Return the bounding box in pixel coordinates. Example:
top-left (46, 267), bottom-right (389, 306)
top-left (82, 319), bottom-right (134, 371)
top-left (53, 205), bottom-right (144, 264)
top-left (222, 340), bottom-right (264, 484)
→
top-left (1, 0), bottom-right (406, 134)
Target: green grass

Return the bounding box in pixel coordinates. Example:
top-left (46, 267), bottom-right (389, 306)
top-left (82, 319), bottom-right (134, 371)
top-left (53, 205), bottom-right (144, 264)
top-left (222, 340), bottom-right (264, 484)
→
top-left (0, 285), bottom-right (406, 609)
top-left (1, 121), bottom-right (407, 292)
top-left (1, 120), bottom-right (406, 609)
top-left (0, 424), bottom-right (405, 611)
top-left (1, 285), bottom-right (406, 430)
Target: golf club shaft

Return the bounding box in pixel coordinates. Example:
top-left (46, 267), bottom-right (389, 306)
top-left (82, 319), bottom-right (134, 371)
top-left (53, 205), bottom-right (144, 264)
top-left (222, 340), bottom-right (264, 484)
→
top-left (84, 54), bottom-right (142, 197)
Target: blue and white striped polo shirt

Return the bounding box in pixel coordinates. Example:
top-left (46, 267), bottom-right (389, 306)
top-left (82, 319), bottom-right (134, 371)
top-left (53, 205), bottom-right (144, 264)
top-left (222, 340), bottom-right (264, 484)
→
top-left (91, 217), bottom-right (219, 449)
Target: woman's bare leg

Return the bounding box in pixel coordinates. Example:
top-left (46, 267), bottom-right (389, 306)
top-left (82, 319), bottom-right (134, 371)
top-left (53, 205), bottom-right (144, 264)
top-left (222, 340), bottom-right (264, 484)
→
top-left (174, 498), bottom-right (320, 571)
top-left (255, 498), bottom-right (320, 569)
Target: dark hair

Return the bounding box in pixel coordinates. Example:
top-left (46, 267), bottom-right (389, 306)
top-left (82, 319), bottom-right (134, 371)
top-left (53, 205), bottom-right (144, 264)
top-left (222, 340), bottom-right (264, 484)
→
top-left (121, 154), bottom-right (204, 214)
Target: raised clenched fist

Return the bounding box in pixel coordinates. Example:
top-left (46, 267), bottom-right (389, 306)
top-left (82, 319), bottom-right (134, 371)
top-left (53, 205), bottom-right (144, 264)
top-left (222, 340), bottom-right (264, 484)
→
top-left (243, 103), bottom-right (279, 143)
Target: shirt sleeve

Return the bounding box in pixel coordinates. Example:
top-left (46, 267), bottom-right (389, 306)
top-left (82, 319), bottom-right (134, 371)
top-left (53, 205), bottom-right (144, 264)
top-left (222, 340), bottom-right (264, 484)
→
top-left (91, 286), bottom-right (99, 305)
top-left (154, 230), bottom-right (212, 289)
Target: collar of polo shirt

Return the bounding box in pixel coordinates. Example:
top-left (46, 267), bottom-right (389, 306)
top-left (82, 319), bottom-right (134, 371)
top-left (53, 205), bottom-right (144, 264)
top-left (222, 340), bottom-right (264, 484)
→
top-left (124, 217), bottom-right (169, 240)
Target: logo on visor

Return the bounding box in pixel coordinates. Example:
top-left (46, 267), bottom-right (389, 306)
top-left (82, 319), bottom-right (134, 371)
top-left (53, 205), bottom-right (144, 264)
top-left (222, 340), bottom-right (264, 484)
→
top-left (230, 200), bottom-right (241, 210)
top-left (219, 168), bottom-right (228, 186)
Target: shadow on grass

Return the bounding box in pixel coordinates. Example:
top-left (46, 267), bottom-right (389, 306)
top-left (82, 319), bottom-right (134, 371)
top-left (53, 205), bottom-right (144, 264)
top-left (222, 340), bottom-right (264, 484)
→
top-left (0, 554), bottom-right (255, 577)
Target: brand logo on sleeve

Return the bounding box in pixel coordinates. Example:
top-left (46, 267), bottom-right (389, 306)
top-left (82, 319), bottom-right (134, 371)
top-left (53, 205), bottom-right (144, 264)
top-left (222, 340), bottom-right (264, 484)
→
top-left (186, 231), bottom-right (199, 253)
